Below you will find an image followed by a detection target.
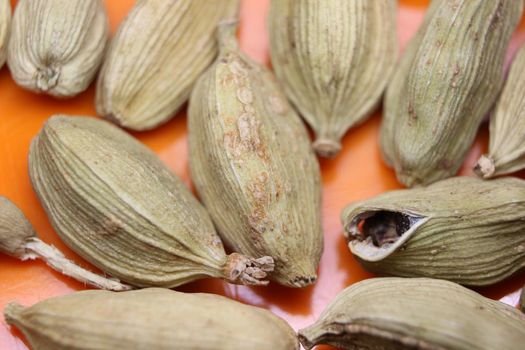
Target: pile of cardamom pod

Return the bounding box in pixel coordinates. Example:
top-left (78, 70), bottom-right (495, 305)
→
top-left (1, 0), bottom-right (525, 349)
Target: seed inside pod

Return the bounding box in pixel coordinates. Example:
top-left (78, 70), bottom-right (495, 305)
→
top-left (0, 196), bottom-right (131, 291)
top-left (29, 115), bottom-right (273, 288)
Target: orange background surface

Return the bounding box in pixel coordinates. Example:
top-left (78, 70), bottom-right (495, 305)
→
top-left (2, 1), bottom-right (525, 349)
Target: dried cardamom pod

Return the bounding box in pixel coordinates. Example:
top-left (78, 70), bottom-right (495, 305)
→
top-left (269, 0), bottom-right (397, 158)
top-left (29, 115), bottom-right (273, 288)
top-left (5, 288), bottom-right (299, 350)
top-left (342, 176), bottom-right (525, 286)
top-left (7, 0), bottom-right (108, 97)
top-left (475, 44), bottom-right (525, 178)
top-left (299, 278), bottom-right (525, 350)
top-left (96, 0), bottom-right (239, 131)
top-left (189, 22), bottom-right (322, 287)
top-left (0, 196), bottom-right (131, 291)
top-left (381, 0), bottom-right (523, 187)
top-left (0, 0), bottom-right (10, 68)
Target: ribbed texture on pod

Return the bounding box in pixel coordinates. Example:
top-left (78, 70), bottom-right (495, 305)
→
top-left (0, 196), bottom-right (36, 258)
top-left (29, 115), bottom-right (273, 288)
top-left (341, 176), bottom-right (525, 286)
top-left (7, 0), bottom-right (108, 97)
top-left (475, 43), bottom-right (525, 178)
top-left (189, 23), bottom-right (323, 288)
top-left (0, 0), bottom-right (10, 68)
top-left (381, 0), bottom-right (523, 187)
top-left (269, 0), bottom-right (398, 158)
top-left (5, 288), bottom-right (299, 350)
top-left (299, 278), bottom-right (525, 350)
top-left (96, 0), bottom-right (239, 131)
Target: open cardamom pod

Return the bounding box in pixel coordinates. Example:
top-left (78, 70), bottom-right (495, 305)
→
top-left (29, 115), bottom-right (273, 288)
top-left (269, 0), bottom-right (397, 158)
top-left (0, 0), bottom-right (10, 68)
top-left (96, 0), bottom-right (239, 131)
top-left (0, 196), bottom-right (131, 291)
top-left (342, 176), bottom-right (525, 286)
top-left (381, 0), bottom-right (523, 187)
top-left (299, 278), bottom-right (525, 350)
top-left (475, 43), bottom-right (525, 179)
top-left (189, 22), bottom-right (323, 287)
top-left (5, 288), bottom-right (299, 350)
top-left (7, 0), bottom-right (109, 97)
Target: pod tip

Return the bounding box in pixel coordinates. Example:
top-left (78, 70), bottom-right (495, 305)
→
top-left (313, 138), bottom-right (341, 158)
top-left (474, 155), bottom-right (495, 179)
top-left (4, 303), bottom-right (24, 325)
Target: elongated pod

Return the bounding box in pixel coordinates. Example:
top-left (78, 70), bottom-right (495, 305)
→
top-left (7, 0), bottom-right (108, 97)
top-left (5, 288), bottom-right (299, 350)
top-left (299, 278), bottom-right (525, 350)
top-left (342, 176), bottom-right (525, 286)
top-left (189, 23), bottom-right (323, 287)
top-left (96, 0), bottom-right (239, 131)
top-left (29, 115), bottom-right (273, 288)
top-left (269, 0), bottom-right (397, 158)
top-left (0, 0), bottom-right (10, 67)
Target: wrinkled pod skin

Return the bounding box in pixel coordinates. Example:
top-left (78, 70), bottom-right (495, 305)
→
top-left (0, 196), bottom-right (131, 291)
top-left (381, 0), bottom-right (523, 187)
top-left (189, 23), bottom-right (323, 288)
top-left (475, 43), bottom-right (525, 178)
top-left (342, 176), bottom-right (525, 286)
top-left (96, 0), bottom-right (239, 131)
top-left (5, 288), bottom-right (299, 350)
top-left (7, 0), bottom-right (109, 97)
top-left (29, 115), bottom-right (274, 288)
top-left (0, 0), bottom-right (10, 68)
top-left (299, 278), bottom-right (525, 350)
top-left (269, 0), bottom-right (398, 158)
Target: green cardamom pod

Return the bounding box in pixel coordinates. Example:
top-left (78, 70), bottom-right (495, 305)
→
top-left (7, 0), bottom-right (109, 97)
top-left (299, 277), bottom-right (525, 350)
top-left (475, 43), bottom-right (525, 178)
top-left (5, 288), bottom-right (299, 350)
top-left (0, 0), bottom-right (10, 68)
top-left (0, 196), bottom-right (131, 291)
top-left (269, 0), bottom-right (398, 158)
top-left (189, 22), bottom-right (323, 287)
top-left (96, 0), bottom-right (239, 131)
top-left (342, 176), bottom-right (525, 286)
top-left (29, 115), bottom-right (274, 288)
top-left (381, 0), bottom-right (523, 187)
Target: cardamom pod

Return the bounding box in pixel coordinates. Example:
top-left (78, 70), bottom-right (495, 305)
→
top-left (0, 0), bottom-right (10, 68)
top-left (269, 0), bottom-right (397, 158)
top-left (7, 0), bottom-right (109, 97)
top-left (342, 176), bottom-right (525, 286)
top-left (189, 22), bottom-right (323, 287)
top-left (299, 278), bottom-right (525, 350)
top-left (0, 196), bottom-right (131, 291)
top-left (29, 115), bottom-right (274, 288)
top-left (5, 288), bottom-right (299, 350)
top-left (381, 0), bottom-right (523, 187)
top-left (96, 0), bottom-right (239, 131)
top-left (475, 43), bottom-right (525, 178)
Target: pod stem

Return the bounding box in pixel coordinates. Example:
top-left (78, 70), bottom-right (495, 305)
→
top-left (222, 253), bottom-right (274, 286)
top-left (298, 323), bottom-right (327, 350)
top-left (474, 154), bottom-right (495, 179)
top-left (313, 137), bottom-right (342, 158)
top-left (22, 238), bottom-right (133, 291)
top-left (217, 20), bottom-right (240, 54)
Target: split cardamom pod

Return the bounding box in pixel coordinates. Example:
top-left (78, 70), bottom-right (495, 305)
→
top-left (269, 0), bottom-right (397, 158)
top-left (96, 0), bottom-right (239, 131)
top-left (0, 0), bottom-right (10, 68)
top-left (5, 288), bottom-right (299, 350)
top-left (0, 196), bottom-right (131, 291)
top-left (299, 277), bottom-right (525, 350)
top-left (7, 0), bottom-right (109, 97)
top-left (475, 43), bottom-right (525, 178)
top-left (381, 0), bottom-right (523, 187)
top-left (29, 115), bottom-right (274, 288)
top-left (342, 176), bottom-right (525, 286)
top-left (189, 22), bottom-right (323, 287)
